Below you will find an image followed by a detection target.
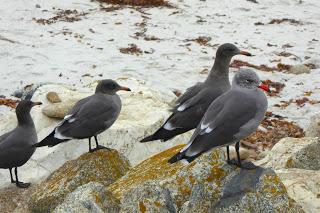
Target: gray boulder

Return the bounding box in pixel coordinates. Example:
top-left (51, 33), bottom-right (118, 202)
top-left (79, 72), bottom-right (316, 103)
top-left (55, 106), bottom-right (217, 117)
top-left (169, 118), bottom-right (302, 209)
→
top-left (306, 113), bottom-right (320, 138)
top-left (109, 145), bottom-right (303, 212)
top-left (54, 182), bottom-right (120, 213)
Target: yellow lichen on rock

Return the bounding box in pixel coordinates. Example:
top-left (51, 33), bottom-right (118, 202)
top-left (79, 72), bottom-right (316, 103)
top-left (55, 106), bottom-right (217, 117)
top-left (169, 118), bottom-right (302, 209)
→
top-left (28, 149), bottom-right (130, 213)
top-left (109, 145), bottom-right (304, 212)
top-left (109, 144), bottom-right (185, 199)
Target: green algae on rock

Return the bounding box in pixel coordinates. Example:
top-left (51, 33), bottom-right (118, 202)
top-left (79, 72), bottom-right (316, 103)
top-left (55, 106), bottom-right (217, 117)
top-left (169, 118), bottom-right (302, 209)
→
top-left (109, 145), bottom-right (303, 212)
top-left (28, 149), bottom-right (130, 213)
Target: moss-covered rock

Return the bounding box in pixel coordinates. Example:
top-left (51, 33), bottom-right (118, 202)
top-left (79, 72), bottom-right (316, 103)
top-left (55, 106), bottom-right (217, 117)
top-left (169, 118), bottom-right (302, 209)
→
top-left (28, 149), bottom-right (130, 213)
top-left (54, 182), bottom-right (120, 213)
top-left (109, 145), bottom-right (303, 212)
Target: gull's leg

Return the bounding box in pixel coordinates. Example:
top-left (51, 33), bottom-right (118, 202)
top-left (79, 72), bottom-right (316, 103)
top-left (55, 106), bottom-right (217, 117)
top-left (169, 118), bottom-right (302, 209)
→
top-left (92, 135), bottom-right (111, 151)
top-left (9, 168), bottom-right (15, 183)
top-left (15, 167), bottom-right (30, 188)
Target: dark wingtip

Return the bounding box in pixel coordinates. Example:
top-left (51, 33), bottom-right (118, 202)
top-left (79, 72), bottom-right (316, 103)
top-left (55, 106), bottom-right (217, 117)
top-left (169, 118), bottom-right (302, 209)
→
top-left (140, 135), bottom-right (154, 143)
top-left (32, 143), bottom-right (41, 148)
top-left (168, 152), bottom-right (184, 164)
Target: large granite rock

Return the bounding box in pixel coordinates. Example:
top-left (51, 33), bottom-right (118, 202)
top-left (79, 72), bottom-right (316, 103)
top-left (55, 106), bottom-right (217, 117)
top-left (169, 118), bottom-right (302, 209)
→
top-left (54, 182), bottom-right (120, 213)
top-left (306, 112), bottom-right (320, 138)
top-left (0, 78), bottom-right (191, 188)
top-left (109, 145), bottom-right (303, 212)
top-left (276, 169), bottom-right (320, 213)
top-left (28, 149), bottom-right (129, 213)
top-left (256, 137), bottom-right (320, 213)
top-left (256, 137), bottom-right (320, 170)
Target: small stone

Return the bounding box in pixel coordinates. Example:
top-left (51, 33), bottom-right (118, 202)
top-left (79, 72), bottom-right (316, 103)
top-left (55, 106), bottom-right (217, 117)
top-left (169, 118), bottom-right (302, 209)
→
top-left (288, 64), bottom-right (311, 74)
top-left (46, 92), bottom-right (61, 103)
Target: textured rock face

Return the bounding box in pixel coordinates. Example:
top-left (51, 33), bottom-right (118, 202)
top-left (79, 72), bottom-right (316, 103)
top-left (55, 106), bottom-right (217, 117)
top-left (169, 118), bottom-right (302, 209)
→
top-left (28, 149), bottom-right (130, 213)
top-left (257, 137), bottom-right (320, 170)
top-left (54, 182), bottom-right (120, 213)
top-left (0, 79), bottom-right (191, 188)
top-left (306, 113), bottom-right (320, 137)
top-left (109, 145), bottom-right (303, 212)
top-left (120, 182), bottom-right (176, 213)
top-left (276, 169), bottom-right (320, 213)
top-left (288, 64), bottom-right (311, 74)
top-left (256, 137), bottom-right (320, 213)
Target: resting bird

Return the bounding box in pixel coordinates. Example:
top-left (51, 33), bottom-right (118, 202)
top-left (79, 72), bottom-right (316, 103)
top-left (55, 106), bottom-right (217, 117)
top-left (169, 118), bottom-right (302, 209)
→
top-left (168, 69), bottom-right (270, 169)
top-left (0, 100), bottom-right (42, 188)
top-left (141, 43), bottom-right (252, 143)
top-left (34, 79), bottom-right (130, 152)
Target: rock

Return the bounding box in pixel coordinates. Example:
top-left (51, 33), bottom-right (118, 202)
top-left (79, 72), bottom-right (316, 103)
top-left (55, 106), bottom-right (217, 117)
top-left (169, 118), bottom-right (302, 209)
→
top-left (0, 78), bottom-right (188, 188)
top-left (120, 182), bottom-right (176, 213)
top-left (306, 113), bottom-right (320, 137)
top-left (0, 186), bottom-right (32, 213)
top-left (288, 64), bottom-right (311, 75)
top-left (256, 137), bottom-right (320, 170)
top-left (11, 83), bottom-right (42, 99)
top-left (28, 149), bottom-right (130, 213)
top-left (42, 99), bottom-right (78, 119)
top-left (46, 92), bottom-right (61, 103)
top-left (109, 145), bottom-right (303, 212)
top-left (54, 182), bottom-right (120, 213)
top-left (256, 137), bottom-right (320, 213)
top-left (276, 169), bottom-right (320, 213)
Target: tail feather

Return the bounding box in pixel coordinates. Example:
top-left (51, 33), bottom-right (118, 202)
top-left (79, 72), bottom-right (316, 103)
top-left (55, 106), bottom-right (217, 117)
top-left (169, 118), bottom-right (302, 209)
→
top-left (140, 127), bottom-right (191, 143)
top-left (34, 131), bottom-right (69, 147)
top-left (140, 135), bottom-right (155, 143)
top-left (168, 149), bottom-right (202, 164)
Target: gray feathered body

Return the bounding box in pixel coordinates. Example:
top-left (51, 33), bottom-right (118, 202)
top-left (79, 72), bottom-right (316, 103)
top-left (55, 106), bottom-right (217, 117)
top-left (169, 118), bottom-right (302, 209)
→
top-left (141, 77), bottom-right (230, 142)
top-left (169, 88), bottom-right (267, 163)
top-left (36, 93), bottom-right (122, 147)
top-left (0, 121), bottom-right (37, 169)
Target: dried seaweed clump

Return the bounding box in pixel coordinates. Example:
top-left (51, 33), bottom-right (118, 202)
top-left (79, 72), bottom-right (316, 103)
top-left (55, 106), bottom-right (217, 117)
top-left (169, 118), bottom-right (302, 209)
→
top-left (230, 60), bottom-right (291, 72)
top-left (0, 98), bottom-right (19, 108)
top-left (242, 111), bottom-right (304, 154)
top-left (119, 44), bottom-right (143, 55)
top-left (33, 9), bottom-right (88, 25)
top-left (261, 79), bottom-right (285, 97)
top-left (97, 0), bottom-right (171, 7)
top-left (184, 36), bottom-right (212, 46)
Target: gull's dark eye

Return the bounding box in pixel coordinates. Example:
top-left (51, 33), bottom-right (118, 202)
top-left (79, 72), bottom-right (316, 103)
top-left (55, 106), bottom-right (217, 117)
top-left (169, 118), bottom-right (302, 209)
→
top-left (245, 79), bottom-right (253, 83)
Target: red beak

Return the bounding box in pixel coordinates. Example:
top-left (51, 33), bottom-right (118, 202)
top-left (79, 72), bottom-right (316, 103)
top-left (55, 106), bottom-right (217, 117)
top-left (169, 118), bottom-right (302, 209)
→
top-left (239, 51), bottom-right (253, 56)
top-left (258, 83), bottom-right (271, 93)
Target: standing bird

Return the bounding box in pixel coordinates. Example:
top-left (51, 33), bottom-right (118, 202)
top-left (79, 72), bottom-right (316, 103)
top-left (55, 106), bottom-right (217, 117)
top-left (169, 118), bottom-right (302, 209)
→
top-left (141, 43), bottom-right (252, 143)
top-left (0, 100), bottom-right (42, 188)
top-left (168, 69), bottom-right (270, 169)
top-left (34, 79), bottom-right (131, 152)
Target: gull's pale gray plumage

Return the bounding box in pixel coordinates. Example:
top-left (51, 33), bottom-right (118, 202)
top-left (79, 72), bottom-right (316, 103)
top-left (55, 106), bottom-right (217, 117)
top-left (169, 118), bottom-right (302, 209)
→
top-left (0, 100), bottom-right (41, 188)
top-left (141, 43), bottom-right (252, 143)
top-left (35, 79), bottom-right (130, 151)
top-left (169, 69), bottom-right (268, 164)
